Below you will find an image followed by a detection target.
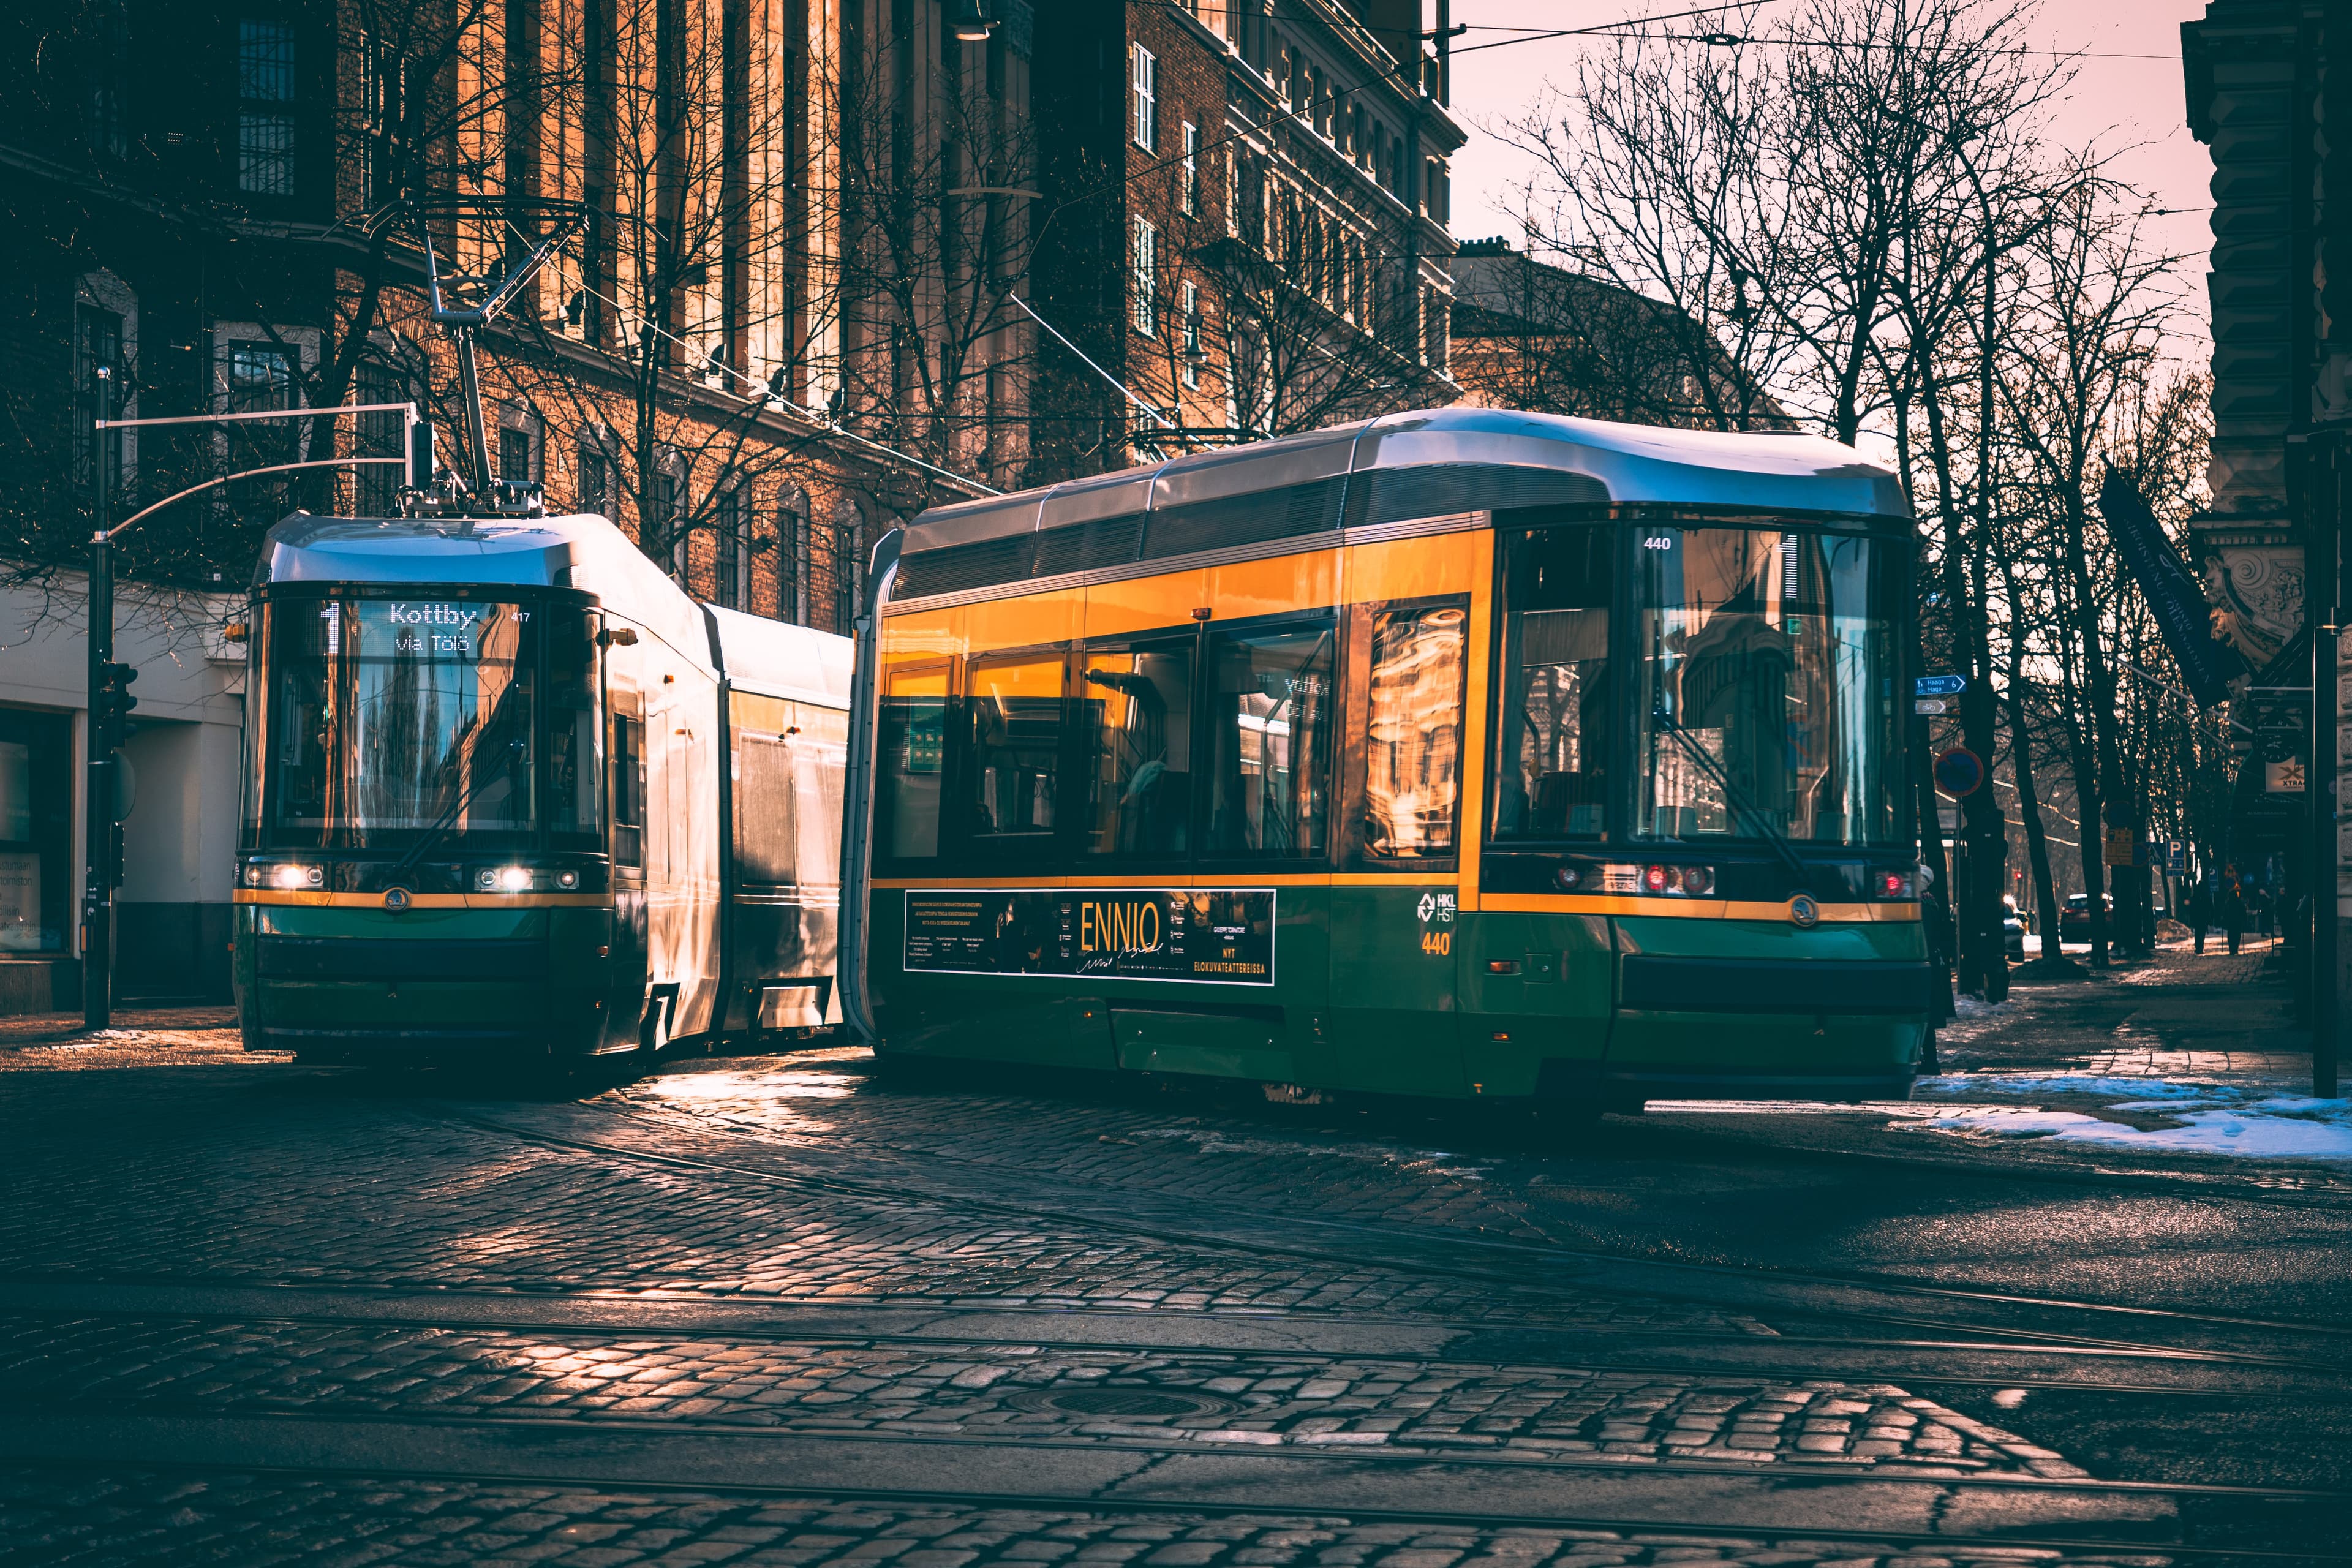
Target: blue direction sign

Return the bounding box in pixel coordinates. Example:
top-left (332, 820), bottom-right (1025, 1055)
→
top-left (1915, 674), bottom-right (1967, 697)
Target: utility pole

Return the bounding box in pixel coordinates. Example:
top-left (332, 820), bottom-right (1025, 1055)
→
top-left (83, 366), bottom-right (115, 1030)
top-left (2312, 429), bottom-right (2342, 1098)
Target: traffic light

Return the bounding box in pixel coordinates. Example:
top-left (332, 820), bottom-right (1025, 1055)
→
top-left (94, 660), bottom-right (138, 750)
top-left (407, 419), bottom-right (436, 489)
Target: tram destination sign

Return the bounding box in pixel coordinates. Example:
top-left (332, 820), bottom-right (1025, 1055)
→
top-left (903, 888), bottom-right (1276, 986)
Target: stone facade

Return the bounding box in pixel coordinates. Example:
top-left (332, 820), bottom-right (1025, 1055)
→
top-left (2182, 1), bottom-right (2352, 676)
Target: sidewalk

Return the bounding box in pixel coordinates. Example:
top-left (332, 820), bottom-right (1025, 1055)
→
top-left (1909, 937), bottom-right (2351, 1164)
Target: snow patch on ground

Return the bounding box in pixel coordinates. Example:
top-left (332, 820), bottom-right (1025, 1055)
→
top-left (1917, 1072), bottom-right (2220, 1099)
top-left (1950, 996), bottom-right (2013, 1019)
top-left (1915, 1104), bottom-right (2352, 1160)
top-left (1904, 1072), bottom-right (2352, 1161)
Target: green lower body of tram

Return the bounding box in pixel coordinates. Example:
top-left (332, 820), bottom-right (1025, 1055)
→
top-left (870, 884), bottom-right (1928, 1106)
top-left (233, 899), bottom-right (627, 1060)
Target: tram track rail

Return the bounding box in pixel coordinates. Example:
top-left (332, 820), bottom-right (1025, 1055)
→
top-left (441, 1099), bottom-right (2352, 1370)
top-left (0, 1406), bottom-right (2340, 1564)
top-left (691, 1048), bottom-right (2352, 1212)
top-left (0, 1276), bottom-right (2337, 1401)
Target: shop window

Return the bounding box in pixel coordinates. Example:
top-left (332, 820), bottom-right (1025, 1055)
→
top-left (0, 710), bottom-right (73, 954)
top-left (1080, 641), bottom-right (1193, 861)
top-left (1203, 622), bottom-right (1332, 861)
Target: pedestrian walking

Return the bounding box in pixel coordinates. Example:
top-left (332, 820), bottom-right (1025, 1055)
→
top-left (2219, 866), bottom-right (2248, 956)
top-left (2188, 874), bottom-right (2213, 955)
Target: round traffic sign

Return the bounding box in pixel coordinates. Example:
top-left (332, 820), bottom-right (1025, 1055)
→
top-left (1933, 747), bottom-right (1985, 797)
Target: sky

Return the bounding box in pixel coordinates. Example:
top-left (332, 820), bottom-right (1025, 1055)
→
top-left (1444, 0), bottom-right (2217, 367)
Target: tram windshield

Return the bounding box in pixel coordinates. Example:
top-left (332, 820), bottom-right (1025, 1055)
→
top-left (260, 597), bottom-right (603, 850)
top-left (1632, 526), bottom-right (1904, 847)
top-left (1493, 522), bottom-right (1907, 849)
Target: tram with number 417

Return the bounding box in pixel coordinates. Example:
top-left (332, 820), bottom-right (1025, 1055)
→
top-left (232, 502), bottom-right (852, 1063)
top-left (833, 408), bottom-right (1931, 1110)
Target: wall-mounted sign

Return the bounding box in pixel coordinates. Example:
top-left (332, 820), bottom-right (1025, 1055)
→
top-left (903, 888), bottom-right (1276, 985)
top-left (1915, 674), bottom-right (1967, 696)
top-left (2266, 758), bottom-right (2307, 793)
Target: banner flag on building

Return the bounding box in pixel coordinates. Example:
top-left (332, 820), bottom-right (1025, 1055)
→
top-left (2098, 468), bottom-right (2245, 707)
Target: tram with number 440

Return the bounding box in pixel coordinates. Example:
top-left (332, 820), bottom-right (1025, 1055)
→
top-left (831, 408), bottom-right (1931, 1111)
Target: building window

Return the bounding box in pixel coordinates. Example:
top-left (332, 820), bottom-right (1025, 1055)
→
top-left (1180, 121), bottom-right (1197, 214)
top-left (355, 357), bottom-right (407, 515)
top-left (832, 500), bottom-right (864, 636)
top-left (779, 493), bottom-right (809, 624)
top-left (227, 341), bottom-right (297, 412)
top-left (499, 426), bottom-right (533, 483)
top-left (1180, 281), bottom-right (1201, 388)
top-left (715, 489), bottom-right (747, 609)
top-left (1133, 218), bottom-right (1157, 335)
top-left (361, 29), bottom-right (404, 202)
top-left (578, 438), bottom-right (616, 518)
top-left (1130, 43), bottom-right (1156, 151)
top-left (650, 457), bottom-right (685, 582)
top-left (237, 19), bottom-right (297, 197)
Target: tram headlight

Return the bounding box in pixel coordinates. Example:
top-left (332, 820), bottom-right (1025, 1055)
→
top-left (1642, 864), bottom-right (1714, 896)
top-left (477, 865), bottom-right (535, 893)
top-left (1643, 864), bottom-right (1669, 894)
top-left (556, 870), bottom-right (580, 891)
top-left (1877, 870), bottom-right (1913, 899)
top-left (1682, 865), bottom-right (1714, 895)
top-left (1553, 865), bottom-right (1582, 891)
top-left (262, 863), bottom-right (323, 890)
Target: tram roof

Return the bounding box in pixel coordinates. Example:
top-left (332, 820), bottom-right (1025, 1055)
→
top-left (906, 407), bottom-right (1909, 552)
top-left (252, 510), bottom-right (666, 591)
top-left (252, 510), bottom-right (850, 703)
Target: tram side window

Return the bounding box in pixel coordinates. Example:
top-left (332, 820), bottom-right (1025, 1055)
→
top-left (609, 710), bottom-right (645, 867)
top-left (1359, 600), bottom-right (1468, 862)
top-left (959, 654), bottom-right (1063, 852)
top-left (1492, 528), bottom-right (1615, 841)
top-left (876, 663), bottom-right (949, 863)
top-left (1079, 643), bottom-right (1193, 861)
top-left (549, 614), bottom-right (604, 846)
top-left (1204, 621), bottom-right (1333, 861)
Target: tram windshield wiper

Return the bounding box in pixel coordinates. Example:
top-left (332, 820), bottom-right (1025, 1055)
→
top-left (1647, 706), bottom-right (1812, 888)
top-left (385, 737), bottom-right (527, 880)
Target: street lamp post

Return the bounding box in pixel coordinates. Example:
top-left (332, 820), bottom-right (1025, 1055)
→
top-left (77, 400), bottom-right (423, 1030)
top-left (83, 368), bottom-right (115, 1029)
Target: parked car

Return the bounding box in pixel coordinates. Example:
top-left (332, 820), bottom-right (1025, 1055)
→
top-left (2003, 913), bottom-right (2027, 957)
top-left (2058, 892), bottom-right (2113, 944)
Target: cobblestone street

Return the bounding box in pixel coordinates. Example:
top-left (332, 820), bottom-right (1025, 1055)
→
top-left (1, 948), bottom-right (2346, 1566)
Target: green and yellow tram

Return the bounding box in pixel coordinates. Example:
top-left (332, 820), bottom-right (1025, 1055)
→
top-left (838, 409), bottom-right (1929, 1108)
top-left (234, 508), bottom-right (853, 1063)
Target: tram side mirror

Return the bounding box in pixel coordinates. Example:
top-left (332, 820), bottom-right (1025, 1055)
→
top-left (600, 627), bottom-right (639, 647)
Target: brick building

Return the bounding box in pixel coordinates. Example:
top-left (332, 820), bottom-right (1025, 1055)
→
top-left (0, 0), bottom-right (1035, 1005)
top-left (1449, 239), bottom-right (1786, 430)
top-left (1028, 0), bottom-right (1463, 476)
